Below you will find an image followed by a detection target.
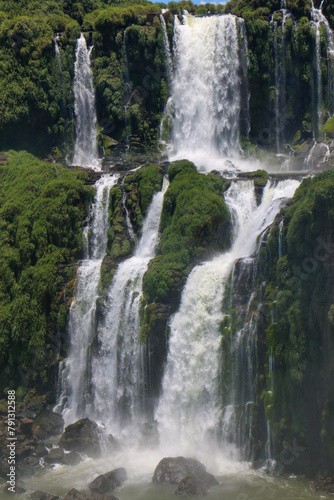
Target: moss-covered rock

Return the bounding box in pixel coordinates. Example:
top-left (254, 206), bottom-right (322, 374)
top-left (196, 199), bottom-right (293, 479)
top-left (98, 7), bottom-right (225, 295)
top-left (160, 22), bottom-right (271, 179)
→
top-left (143, 161), bottom-right (231, 304)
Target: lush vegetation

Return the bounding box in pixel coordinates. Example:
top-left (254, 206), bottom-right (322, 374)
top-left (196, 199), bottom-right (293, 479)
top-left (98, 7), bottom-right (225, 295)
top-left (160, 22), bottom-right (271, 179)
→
top-left (100, 164), bottom-right (163, 289)
top-left (256, 170), bottom-right (334, 471)
top-left (143, 161), bottom-right (231, 304)
top-left (0, 151), bottom-right (94, 395)
top-left (0, 0), bottom-right (333, 156)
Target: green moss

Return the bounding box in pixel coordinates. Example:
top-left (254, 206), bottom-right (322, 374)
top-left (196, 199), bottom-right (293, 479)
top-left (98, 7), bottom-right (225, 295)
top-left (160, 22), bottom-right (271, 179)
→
top-left (0, 151), bottom-right (94, 393)
top-left (143, 161), bottom-right (230, 303)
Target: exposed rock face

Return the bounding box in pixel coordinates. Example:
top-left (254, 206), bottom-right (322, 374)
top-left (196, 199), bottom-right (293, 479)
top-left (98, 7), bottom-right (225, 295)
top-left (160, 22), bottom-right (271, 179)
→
top-left (44, 447), bottom-right (65, 465)
top-left (88, 468), bottom-right (128, 494)
top-left (58, 419), bottom-right (101, 457)
top-left (32, 411), bottom-right (64, 439)
top-left (152, 457), bottom-right (218, 487)
top-left (174, 475), bottom-right (208, 497)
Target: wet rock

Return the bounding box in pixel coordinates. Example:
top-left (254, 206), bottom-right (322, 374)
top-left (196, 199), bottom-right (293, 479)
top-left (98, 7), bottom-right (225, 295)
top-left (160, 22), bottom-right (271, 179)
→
top-left (59, 419), bottom-right (101, 457)
top-left (30, 490), bottom-right (59, 500)
top-left (62, 450), bottom-right (82, 466)
top-left (174, 475), bottom-right (208, 496)
top-left (32, 411), bottom-right (64, 439)
top-left (63, 490), bottom-right (87, 500)
top-left (44, 447), bottom-right (65, 465)
top-left (88, 468), bottom-right (128, 494)
top-left (20, 417), bottom-right (34, 435)
top-left (152, 457), bottom-right (218, 487)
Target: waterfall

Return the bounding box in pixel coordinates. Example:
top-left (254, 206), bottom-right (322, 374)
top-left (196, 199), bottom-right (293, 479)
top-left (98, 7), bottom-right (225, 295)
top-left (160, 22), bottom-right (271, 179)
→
top-left (170, 15), bottom-right (242, 163)
top-left (271, 19), bottom-right (280, 152)
top-left (72, 33), bottom-right (100, 170)
top-left (156, 179), bottom-right (300, 456)
top-left (90, 178), bottom-right (169, 434)
top-left (160, 14), bottom-right (173, 85)
top-left (55, 175), bottom-right (118, 424)
top-left (311, 1), bottom-right (334, 118)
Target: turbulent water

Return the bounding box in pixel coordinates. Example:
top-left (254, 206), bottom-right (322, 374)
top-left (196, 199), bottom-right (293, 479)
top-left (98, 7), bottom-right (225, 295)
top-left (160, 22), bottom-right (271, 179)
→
top-left (55, 175), bottom-right (117, 424)
top-left (169, 14), bottom-right (241, 166)
top-left (72, 33), bottom-right (100, 170)
top-left (89, 178), bottom-right (169, 435)
top-left (156, 179), bottom-right (300, 457)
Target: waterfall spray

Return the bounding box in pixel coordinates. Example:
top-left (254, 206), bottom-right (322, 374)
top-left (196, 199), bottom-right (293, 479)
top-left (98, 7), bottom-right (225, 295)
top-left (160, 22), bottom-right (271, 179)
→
top-left (72, 34), bottom-right (100, 170)
top-left (156, 179), bottom-right (300, 457)
top-left (90, 178), bottom-right (169, 435)
top-left (56, 175), bottom-right (118, 424)
top-left (170, 15), bottom-right (242, 163)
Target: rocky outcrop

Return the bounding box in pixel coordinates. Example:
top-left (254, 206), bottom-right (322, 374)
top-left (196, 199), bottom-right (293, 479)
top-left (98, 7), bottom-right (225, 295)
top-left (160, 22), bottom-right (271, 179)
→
top-left (58, 419), bottom-right (102, 458)
top-left (152, 457), bottom-right (218, 488)
top-left (88, 468), bottom-right (127, 494)
top-left (174, 475), bottom-right (208, 497)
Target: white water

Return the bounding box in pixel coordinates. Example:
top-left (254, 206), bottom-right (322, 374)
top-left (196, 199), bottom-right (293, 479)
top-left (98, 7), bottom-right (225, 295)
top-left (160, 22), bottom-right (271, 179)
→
top-left (169, 15), bottom-right (241, 168)
top-left (72, 34), bottom-right (100, 170)
top-left (90, 178), bottom-right (169, 435)
top-left (156, 179), bottom-right (300, 457)
top-left (56, 175), bottom-right (117, 424)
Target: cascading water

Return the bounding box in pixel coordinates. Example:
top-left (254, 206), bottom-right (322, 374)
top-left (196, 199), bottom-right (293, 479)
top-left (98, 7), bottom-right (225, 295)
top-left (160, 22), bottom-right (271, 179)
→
top-left (156, 179), bottom-right (300, 457)
top-left (311, 1), bottom-right (334, 119)
top-left (160, 14), bottom-right (173, 85)
top-left (170, 15), bottom-right (242, 165)
top-left (72, 33), bottom-right (100, 170)
top-left (56, 174), bottom-right (117, 424)
top-left (90, 178), bottom-right (169, 435)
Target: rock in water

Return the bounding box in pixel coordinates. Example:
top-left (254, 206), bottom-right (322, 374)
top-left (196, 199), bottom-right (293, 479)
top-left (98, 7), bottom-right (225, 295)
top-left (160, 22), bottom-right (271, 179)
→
top-left (89, 468), bottom-right (128, 494)
top-left (59, 418), bottom-right (101, 457)
top-left (152, 457), bottom-right (218, 487)
top-left (175, 475), bottom-right (208, 497)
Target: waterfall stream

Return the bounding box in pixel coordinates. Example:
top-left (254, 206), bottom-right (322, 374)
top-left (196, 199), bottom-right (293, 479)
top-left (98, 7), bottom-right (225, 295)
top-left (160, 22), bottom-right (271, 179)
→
top-left (89, 178), bottom-right (169, 435)
top-left (160, 14), bottom-right (173, 85)
top-left (72, 34), bottom-right (100, 170)
top-left (170, 15), bottom-right (241, 166)
top-left (56, 174), bottom-right (118, 424)
top-left (156, 179), bottom-right (300, 457)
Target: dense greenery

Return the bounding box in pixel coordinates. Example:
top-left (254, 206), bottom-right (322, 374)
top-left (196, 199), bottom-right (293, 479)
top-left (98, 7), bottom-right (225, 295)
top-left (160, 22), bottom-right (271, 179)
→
top-left (143, 161), bottom-right (231, 304)
top-left (257, 171), bottom-right (334, 471)
top-left (100, 164), bottom-right (163, 289)
top-left (0, 151), bottom-right (94, 395)
top-left (0, 0), bottom-right (333, 156)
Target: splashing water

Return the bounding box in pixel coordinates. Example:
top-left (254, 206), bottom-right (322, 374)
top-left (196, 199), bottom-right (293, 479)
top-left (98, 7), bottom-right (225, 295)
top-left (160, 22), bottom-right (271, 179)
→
top-left (72, 34), bottom-right (100, 170)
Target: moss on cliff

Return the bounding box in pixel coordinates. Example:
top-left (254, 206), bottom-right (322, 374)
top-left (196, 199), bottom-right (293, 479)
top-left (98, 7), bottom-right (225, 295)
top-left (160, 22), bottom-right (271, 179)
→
top-left (142, 161), bottom-right (231, 304)
top-left (0, 151), bottom-right (94, 395)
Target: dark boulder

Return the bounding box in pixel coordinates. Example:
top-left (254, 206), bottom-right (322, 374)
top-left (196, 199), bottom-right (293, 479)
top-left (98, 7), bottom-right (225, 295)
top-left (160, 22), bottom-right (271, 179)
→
top-left (62, 450), bottom-right (82, 466)
top-left (175, 475), bottom-right (208, 497)
top-left (32, 411), bottom-right (64, 439)
top-left (152, 457), bottom-right (218, 487)
top-left (44, 447), bottom-right (65, 465)
top-left (88, 468), bottom-right (128, 494)
top-left (59, 419), bottom-right (101, 457)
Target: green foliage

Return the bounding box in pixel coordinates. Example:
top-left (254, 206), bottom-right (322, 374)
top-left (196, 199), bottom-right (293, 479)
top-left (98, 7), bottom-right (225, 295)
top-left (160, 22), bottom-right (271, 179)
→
top-left (143, 161), bottom-right (230, 303)
top-left (0, 151), bottom-right (94, 393)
